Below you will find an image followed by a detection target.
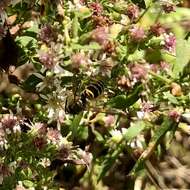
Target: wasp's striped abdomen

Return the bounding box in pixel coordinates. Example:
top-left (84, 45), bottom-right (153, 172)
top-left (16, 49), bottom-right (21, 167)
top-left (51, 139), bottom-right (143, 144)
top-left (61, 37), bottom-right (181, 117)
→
top-left (81, 80), bottom-right (104, 102)
top-left (65, 95), bottom-right (85, 114)
top-left (65, 80), bottom-right (104, 115)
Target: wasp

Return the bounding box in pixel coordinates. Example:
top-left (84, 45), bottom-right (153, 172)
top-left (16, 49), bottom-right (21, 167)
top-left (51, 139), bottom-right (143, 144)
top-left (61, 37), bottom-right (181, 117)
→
top-left (65, 94), bottom-right (85, 115)
top-left (65, 79), bottom-right (105, 115)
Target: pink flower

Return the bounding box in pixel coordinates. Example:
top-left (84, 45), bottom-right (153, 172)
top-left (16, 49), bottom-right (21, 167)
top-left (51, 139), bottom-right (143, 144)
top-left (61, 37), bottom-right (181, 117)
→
top-left (39, 51), bottom-right (56, 69)
top-left (89, 2), bottom-right (103, 16)
top-left (169, 110), bottom-right (180, 122)
top-left (129, 25), bottom-right (146, 42)
top-left (126, 4), bottom-right (139, 21)
top-left (160, 61), bottom-right (170, 71)
top-left (150, 23), bottom-right (166, 37)
top-left (91, 27), bottom-right (109, 45)
top-left (33, 136), bottom-right (47, 150)
top-left (162, 2), bottom-right (176, 13)
top-left (130, 63), bottom-right (147, 80)
top-left (163, 33), bottom-right (176, 53)
top-left (0, 163), bottom-right (11, 177)
top-left (117, 75), bottom-right (131, 89)
top-left (39, 24), bottom-right (57, 44)
top-left (142, 102), bottom-right (155, 113)
top-left (105, 115), bottom-right (115, 127)
top-left (92, 15), bottom-right (111, 27)
top-left (150, 64), bottom-right (159, 73)
top-left (57, 145), bottom-right (71, 159)
top-left (33, 122), bottom-right (47, 136)
top-left (47, 128), bottom-right (61, 143)
top-left (71, 53), bottom-right (88, 70)
top-left (1, 114), bottom-right (17, 130)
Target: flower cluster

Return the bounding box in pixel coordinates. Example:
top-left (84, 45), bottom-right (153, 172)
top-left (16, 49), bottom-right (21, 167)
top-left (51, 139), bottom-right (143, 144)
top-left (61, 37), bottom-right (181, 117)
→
top-left (0, 0), bottom-right (184, 189)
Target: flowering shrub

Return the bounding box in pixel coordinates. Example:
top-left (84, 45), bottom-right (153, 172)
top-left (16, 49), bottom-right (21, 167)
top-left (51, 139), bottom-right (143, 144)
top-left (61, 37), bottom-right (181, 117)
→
top-left (1, 0), bottom-right (190, 189)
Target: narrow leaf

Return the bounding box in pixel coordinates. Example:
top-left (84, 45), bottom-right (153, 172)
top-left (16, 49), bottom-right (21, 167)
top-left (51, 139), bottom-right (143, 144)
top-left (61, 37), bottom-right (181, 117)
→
top-left (130, 117), bottom-right (176, 175)
top-left (173, 38), bottom-right (190, 78)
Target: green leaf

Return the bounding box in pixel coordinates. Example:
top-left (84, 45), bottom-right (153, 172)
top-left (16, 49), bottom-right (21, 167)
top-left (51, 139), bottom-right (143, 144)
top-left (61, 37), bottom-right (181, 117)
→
top-left (130, 117), bottom-right (176, 175)
top-left (111, 64), bottom-right (128, 78)
top-left (163, 91), bottom-right (179, 105)
top-left (23, 180), bottom-right (34, 188)
top-left (108, 95), bottom-right (129, 109)
top-left (71, 113), bottom-right (83, 140)
top-left (124, 121), bottom-right (146, 140)
top-left (131, 0), bottom-right (146, 9)
top-left (108, 84), bottom-right (143, 109)
top-left (116, 45), bottom-right (128, 61)
top-left (22, 74), bottom-right (43, 91)
top-left (172, 38), bottom-right (190, 78)
top-left (72, 12), bottom-right (79, 38)
top-left (16, 36), bottom-right (37, 47)
top-left (77, 8), bottom-right (92, 20)
top-left (71, 42), bottom-right (101, 50)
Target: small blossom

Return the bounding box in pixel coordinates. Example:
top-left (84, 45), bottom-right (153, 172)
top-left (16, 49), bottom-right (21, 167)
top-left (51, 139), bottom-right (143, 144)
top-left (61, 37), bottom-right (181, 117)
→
top-left (105, 115), bottom-right (115, 127)
top-left (103, 41), bottom-right (116, 54)
top-left (130, 138), bottom-right (143, 149)
top-left (39, 51), bottom-right (56, 69)
top-left (71, 53), bottom-right (88, 70)
top-left (89, 2), bottom-right (103, 16)
top-left (39, 24), bottom-right (57, 44)
top-left (79, 0), bottom-right (85, 5)
top-left (1, 114), bottom-right (17, 130)
top-left (163, 33), bottom-right (176, 53)
top-left (33, 136), bottom-right (47, 150)
top-left (0, 163), bottom-right (11, 177)
top-left (91, 27), bottom-right (109, 46)
top-left (74, 149), bottom-right (92, 166)
top-left (162, 2), bottom-right (175, 13)
top-left (110, 128), bottom-right (127, 143)
top-left (169, 110), bottom-right (180, 122)
top-left (142, 102), bottom-right (156, 113)
top-left (13, 124), bottom-right (21, 133)
top-left (110, 129), bottom-right (123, 143)
top-left (39, 158), bottom-right (51, 167)
top-left (160, 61), bottom-right (170, 72)
top-left (33, 122), bottom-right (47, 136)
top-left (126, 4), bottom-right (139, 21)
top-left (129, 25), bottom-right (146, 42)
top-left (47, 128), bottom-right (61, 143)
top-left (130, 63), bottom-right (147, 81)
top-left (150, 23), bottom-right (166, 37)
top-left (92, 15), bottom-right (111, 27)
top-left (117, 75), bottom-right (131, 89)
top-left (58, 145), bottom-right (71, 159)
top-left (137, 111), bottom-right (145, 119)
top-left (150, 64), bottom-right (159, 73)
top-left (58, 109), bottom-right (65, 124)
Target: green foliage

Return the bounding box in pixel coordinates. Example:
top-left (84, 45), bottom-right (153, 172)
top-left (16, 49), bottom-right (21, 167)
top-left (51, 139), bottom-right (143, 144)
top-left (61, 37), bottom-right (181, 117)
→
top-left (173, 38), bottom-right (190, 78)
top-left (0, 0), bottom-right (190, 189)
top-left (131, 0), bottom-right (146, 9)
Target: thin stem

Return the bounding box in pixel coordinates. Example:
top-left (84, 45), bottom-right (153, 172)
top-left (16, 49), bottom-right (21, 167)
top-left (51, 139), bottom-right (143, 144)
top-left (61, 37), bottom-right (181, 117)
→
top-left (148, 70), bottom-right (172, 84)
